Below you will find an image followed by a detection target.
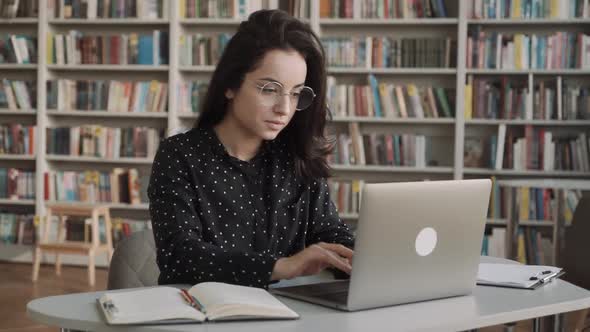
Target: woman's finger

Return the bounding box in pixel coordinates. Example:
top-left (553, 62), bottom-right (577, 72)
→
top-left (316, 242), bottom-right (354, 259)
top-left (317, 246), bottom-right (352, 274)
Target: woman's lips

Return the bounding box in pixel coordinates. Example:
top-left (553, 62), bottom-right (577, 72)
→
top-left (265, 120), bottom-right (286, 130)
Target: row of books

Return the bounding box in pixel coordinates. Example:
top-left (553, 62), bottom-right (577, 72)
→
top-left (482, 228), bottom-right (507, 259)
top-left (178, 81), bottom-right (208, 114)
top-left (562, 84), bottom-right (590, 121)
top-left (466, 76), bottom-right (590, 120)
top-left (46, 126), bottom-right (161, 159)
top-left (47, 79), bottom-right (168, 113)
top-left (0, 213), bottom-right (35, 245)
top-left (328, 179), bottom-right (364, 215)
top-left (48, 31), bottom-right (169, 65)
top-left (327, 177), bottom-right (579, 265)
top-left (62, 215), bottom-right (152, 247)
top-left (470, 125), bottom-right (590, 171)
top-left (0, 0), bottom-right (37, 18)
top-left (322, 36), bottom-right (456, 68)
top-left (0, 79), bottom-right (36, 110)
top-left (482, 227), bottom-right (555, 265)
top-left (44, 168), bottom-right (146, 205)
top-left (489, 181), bottom-right (555, 221)
top-left (467, 30), bottom-right (590, 70)
top-left (515, 228), bottom-right (554, 265)
top-left (512, 130), bottom-right (589, 172)
top-left (0, 124), bottom-right (35, 155)
top-left (469, 0), bottom-right (590, 19)
top-left (178, 33), bottom-right (231, 66)
top-left (0, 213), bottom-right (151, 247)
top-left (111, 218), bottom-right (152, 245)
top-left (320, 0), bottom-right (449, 18)
top-left (329, 124), bottom-right (434, 167)
top-left (285, 0), bottom-right (310, 18)
top-left (489, 181), bottom-right (581, 226)
top-left (179, 0), bottom-right (278, 18)
top-left (0, 168), bottom-right (35, 200)
top-left (50, 0), bottom-right (165, 19)
top-left (327, 75), bottom-right (454, 118)
top-left (0, 34), bottom-right (36, 64)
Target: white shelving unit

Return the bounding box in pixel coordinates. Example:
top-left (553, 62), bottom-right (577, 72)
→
top-left (46, 64), bottom-right (170, 71)
top-left (0, 63), bottom-right (37, 69)
top-left (319, 18), bottom-right (459, 25)
top-left (0, 18), bottom-right (38, 24)
top-left (0, 0), bottom-right (588, 267)
top-left (466, 18), bottom-right (590, 25)
top-left (48, 18), bottom-right (169, 25)
top-left (179, 18), bottom-right (244, 25)
top-left (327, 67), bottom-right (457, 74)
top-left (497, 179), bottom-right (590, 265)
top-left (46, 110), bottom-right (169, 118)
top-left (0, 199), bottom-right (35, 206)
top-left (466, 69), bottom-right (590, 75)
top-left (45, 155), bottom-right (154, 165)
top-left (331, 116), bottom-right (456, 124)
top-left (0, 155), bottom-right (35, 161)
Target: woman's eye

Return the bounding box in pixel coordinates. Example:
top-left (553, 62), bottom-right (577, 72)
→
top-left (262, 88), bottom-right (277, 93)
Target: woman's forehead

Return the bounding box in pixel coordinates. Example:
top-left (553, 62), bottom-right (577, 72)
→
top-left (249, 49), bottom-right (307, 87)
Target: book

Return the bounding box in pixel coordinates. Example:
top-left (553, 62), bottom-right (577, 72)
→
top-left (467, 31), bottom-right (590, 70)
top-left (477, 263), bottom-right (563, 289)
top-left (322, 36), bottom-right (456, 68)
top-left (48, 30), bottom-right (169, 65)
top-left (98, 283), bottom-right (299, 325)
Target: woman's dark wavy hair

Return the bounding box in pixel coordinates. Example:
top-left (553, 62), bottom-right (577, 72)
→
top-left (195, 9), bottom-right (332, 180)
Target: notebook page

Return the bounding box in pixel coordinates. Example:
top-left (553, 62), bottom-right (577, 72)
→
top-left (477, 263), bottom-right (562, 288)
top-left (189, 282), bottom-right (298, 317)
top-left (100, 286), bottom-right (205, 324)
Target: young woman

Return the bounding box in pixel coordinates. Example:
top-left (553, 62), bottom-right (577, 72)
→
top-left (148, 9), bottom-right (354, 288)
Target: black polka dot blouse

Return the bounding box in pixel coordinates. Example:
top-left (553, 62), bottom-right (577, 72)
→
top-left (148, 127), bottom-right (355, 288)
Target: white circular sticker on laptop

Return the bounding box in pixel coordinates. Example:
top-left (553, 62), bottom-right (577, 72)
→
top-left (415, 227), bottom-right (437, 256)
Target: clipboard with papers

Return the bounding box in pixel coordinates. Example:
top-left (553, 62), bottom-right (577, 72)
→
top-left (477, 263), bottom-right (565, 290)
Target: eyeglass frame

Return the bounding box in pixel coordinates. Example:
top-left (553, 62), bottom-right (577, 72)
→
top-left (248, 79), bottom-right (317, 111)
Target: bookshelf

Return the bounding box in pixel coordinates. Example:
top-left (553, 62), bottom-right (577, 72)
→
top-left (0, 0), bottom-right (588, 267)
top-left (495, 179), bottom-right (590, 266)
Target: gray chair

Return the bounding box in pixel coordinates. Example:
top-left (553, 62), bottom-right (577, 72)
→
top-left (107, 229), bottom-right (160, 290)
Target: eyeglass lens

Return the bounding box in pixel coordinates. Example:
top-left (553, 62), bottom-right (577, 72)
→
top-left (258, 82), bottom-right (315, 110)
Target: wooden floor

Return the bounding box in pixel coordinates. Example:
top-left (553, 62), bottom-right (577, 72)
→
top-left (0, 261), bottom-right (107, 332)
top-left (0, 261), bottom-right (586, 332)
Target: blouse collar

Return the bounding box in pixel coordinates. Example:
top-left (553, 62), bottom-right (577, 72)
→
top-left (202, 127), bottom-right (273, 163)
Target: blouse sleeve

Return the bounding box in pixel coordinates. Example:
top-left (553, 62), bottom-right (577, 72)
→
top-left (148, 138), bottom-right (278, 288)
top-left (305, 178), bottom-right (355, 249)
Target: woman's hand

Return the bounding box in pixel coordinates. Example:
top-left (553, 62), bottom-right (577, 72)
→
top-left (271, 242), bottom-right (353, 281)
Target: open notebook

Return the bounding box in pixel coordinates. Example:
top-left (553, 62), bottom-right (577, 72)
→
top-left (98, 282), bottom-right (299, 325)
top-left (477, 263), bottom-right (564, 290)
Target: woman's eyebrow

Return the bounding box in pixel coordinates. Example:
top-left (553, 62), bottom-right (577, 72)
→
top-left (257, 77), bottom-right (305, 88)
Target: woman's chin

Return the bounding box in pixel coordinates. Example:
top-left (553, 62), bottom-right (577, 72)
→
top-left (257, 128), bottom-right (282, 141)
top-left (261, 131), bottom-right (280, 140)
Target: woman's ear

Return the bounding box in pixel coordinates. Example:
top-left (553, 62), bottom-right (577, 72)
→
top-left (225, 89), bottom-right (235, 99)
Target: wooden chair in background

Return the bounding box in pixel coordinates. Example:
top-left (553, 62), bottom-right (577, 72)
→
top-left (32, 203), bottom-right (113, 286)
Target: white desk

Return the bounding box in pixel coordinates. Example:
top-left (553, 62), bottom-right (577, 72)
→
top-left (27, 257), bottom-right (590, 332)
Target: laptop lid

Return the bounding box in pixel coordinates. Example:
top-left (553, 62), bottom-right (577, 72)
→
top-left (346, 179), bottom-right (491, 311)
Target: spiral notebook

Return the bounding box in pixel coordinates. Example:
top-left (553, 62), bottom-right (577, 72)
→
top-left (477, 263), bottom-right (564, 290)
top-left (98, 282), bottom-right (299, 325)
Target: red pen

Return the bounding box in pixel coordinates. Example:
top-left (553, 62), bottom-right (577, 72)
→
top-left (179, 289), bottom-right (196, 307)
top-left (180, 289), bottom-right (206, 313)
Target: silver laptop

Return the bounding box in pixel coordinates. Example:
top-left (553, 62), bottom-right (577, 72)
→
top-left (271, 179), bottom-right (492, 311)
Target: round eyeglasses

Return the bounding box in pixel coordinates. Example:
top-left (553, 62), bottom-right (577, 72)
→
top-left (254, 80), bottom-right (316, 111)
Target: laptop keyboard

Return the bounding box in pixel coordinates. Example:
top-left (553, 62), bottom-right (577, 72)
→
top-left (277, 280), bottom-right (350, 304)
top-left (315, 290), bottom-right (348, 303)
